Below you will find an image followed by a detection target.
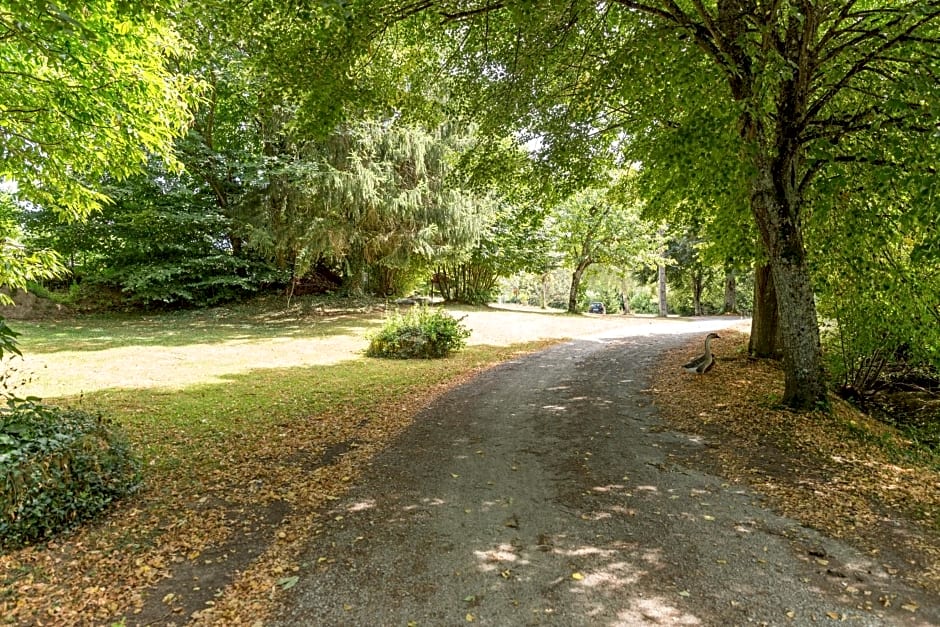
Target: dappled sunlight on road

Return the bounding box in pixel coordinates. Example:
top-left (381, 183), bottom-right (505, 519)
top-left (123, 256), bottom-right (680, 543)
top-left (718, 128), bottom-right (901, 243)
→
top-left (614, 597), bottom-right (704, 625)
top-left (456, 507), bottom-right (695, 625)
top-left (328, 488), bottom-right (706, 626)
top-left (346, 499), bottom-right (376, 513)
top-left (574, 560), bottom-right (637, 588)
top-left (313, 460), bottom-right (716, 626)
top-left (291, 447), bottom-right (715, 626)
top-left (473, 543), bottom-right (526, 571)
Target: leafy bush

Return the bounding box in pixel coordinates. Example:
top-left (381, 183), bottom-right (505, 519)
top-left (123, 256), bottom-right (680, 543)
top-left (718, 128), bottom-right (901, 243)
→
top-left (103, 254), bottom-right (280, 309)
top-left (23, 163), bottom-right (284, 311)
top-left (628, 288), bottom-right (658, 314)
top-left (0, 317), bottom-right (20, 360)
top-left (0, 400), bottom-right (141, 549)
top-left (366, 306), bottom-right (471, 359)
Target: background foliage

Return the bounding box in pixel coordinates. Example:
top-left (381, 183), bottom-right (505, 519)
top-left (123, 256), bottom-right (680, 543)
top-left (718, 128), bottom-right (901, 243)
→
top-left (1, 0), bottom-right (937, 408)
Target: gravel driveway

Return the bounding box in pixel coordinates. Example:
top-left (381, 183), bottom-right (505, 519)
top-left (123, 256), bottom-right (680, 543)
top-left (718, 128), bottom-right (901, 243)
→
top-left (274, 322), bottom-right (936, 626)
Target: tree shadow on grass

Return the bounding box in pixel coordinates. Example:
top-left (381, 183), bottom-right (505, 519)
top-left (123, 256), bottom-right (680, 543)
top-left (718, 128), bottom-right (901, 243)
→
top-left (15, 310), bottom-right (385, 354)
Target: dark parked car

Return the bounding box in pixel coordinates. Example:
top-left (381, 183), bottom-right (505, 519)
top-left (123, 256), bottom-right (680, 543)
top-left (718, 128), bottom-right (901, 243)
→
top-left (588, 302), bottom-right (606, 314)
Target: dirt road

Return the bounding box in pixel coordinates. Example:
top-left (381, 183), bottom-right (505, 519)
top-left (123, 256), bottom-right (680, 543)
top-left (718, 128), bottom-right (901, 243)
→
top-left (274, 323), bottom-right (937, 626)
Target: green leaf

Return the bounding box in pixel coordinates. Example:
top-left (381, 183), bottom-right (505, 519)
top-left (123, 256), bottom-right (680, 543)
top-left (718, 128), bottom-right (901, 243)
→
top-left (278, 575), bottom-right (300, 590)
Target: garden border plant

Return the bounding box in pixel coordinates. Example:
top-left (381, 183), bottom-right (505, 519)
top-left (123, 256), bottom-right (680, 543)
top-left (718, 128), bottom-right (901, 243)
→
top-left (0, 397), bottom-right (141, 549)
top-left (366, 305), bottom-right (471, 359)
top-left (1, 314), bottom-right (139, 549)
top-left (0, 318), bottom-right (141, 549)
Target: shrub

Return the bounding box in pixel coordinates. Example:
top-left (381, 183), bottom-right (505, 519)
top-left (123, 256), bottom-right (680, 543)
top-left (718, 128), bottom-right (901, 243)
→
top-left (366, 306), bottom-right (471, 359)
top-left (629, 288), bottom-right (658, 314)
top-left (0, 400), bottom-right (141, 549)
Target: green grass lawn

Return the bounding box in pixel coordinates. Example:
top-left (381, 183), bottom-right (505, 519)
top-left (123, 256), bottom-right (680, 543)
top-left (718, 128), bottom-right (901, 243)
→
top-left (5, 300), bottom-right (550, 485)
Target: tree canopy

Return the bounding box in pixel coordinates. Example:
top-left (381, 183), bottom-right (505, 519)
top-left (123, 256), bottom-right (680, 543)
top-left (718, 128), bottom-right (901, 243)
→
top-left (276, 0), bottom-right (939, 410)
top-left (0, 1), bottom-right (200, 220)
top-left (550, 172), bottom-right (657, 312)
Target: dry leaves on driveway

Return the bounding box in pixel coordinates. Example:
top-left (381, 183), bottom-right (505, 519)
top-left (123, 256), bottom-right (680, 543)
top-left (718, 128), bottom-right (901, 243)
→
top-left (653, 330), bottom-right (940, 597)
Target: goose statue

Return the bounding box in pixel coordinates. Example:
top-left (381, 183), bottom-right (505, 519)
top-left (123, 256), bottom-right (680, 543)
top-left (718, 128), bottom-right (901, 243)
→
top-left (683, 332), bottom-right (720, 374)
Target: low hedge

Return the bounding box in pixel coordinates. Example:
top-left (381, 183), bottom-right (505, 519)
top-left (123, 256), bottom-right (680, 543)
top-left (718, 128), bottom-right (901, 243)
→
top-left (0, 400), bottom-right (141, 549)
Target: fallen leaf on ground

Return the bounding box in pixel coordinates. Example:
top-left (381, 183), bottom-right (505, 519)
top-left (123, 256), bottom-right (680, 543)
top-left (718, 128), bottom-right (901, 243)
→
top-left (277, 576), bottom-right (299, 590)
top-left (653, 330), bottom-right (940, 598)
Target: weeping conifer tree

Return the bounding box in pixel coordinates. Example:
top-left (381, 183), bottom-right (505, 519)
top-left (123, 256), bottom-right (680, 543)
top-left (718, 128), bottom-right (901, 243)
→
top-left (245, 117), bottom-right (489, 296)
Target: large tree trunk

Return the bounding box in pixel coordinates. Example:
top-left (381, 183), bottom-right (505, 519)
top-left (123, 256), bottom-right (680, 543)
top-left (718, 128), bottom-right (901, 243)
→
top-left (749, 151), bottom-right (828, 410)
top-left (770, 254), bottom-right (826, 409)
top-left (540, 272), bottom-right (549, 309)
top-left (434, 266), bottom-right (454, 301)
top-left (343, 247), bottom-right (368, 297)
top-left (709, 0), bottom-right (828, 411)
top-left (749, 263), bottom-right (780, 358)
top-left (568, 261), bottom-right (589, 313)
top-left (620, 276), bottom-right (630, 314)
top-left (691, 268), bottom-right (704, 316)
